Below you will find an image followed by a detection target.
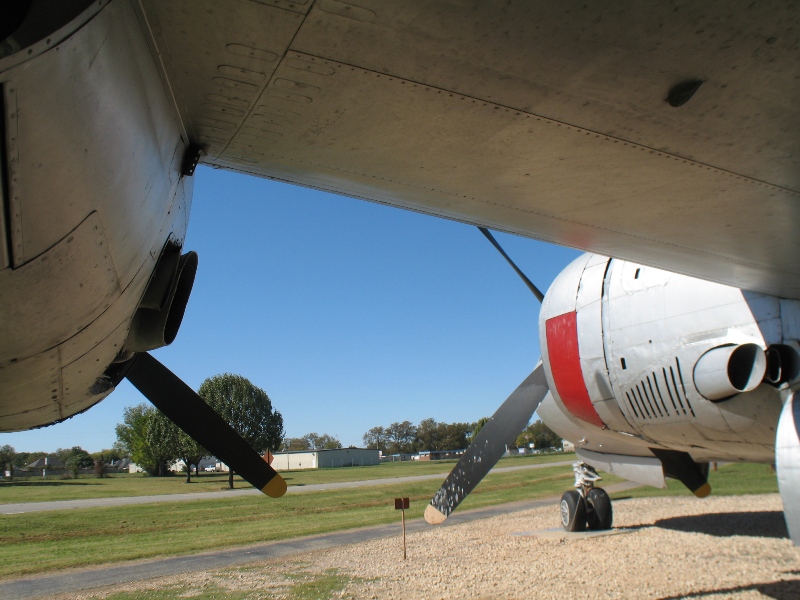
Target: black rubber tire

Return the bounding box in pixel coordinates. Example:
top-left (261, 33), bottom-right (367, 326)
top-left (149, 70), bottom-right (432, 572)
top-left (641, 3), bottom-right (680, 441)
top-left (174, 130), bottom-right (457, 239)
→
top-left (586, 487), bottom-right (613, 530)
top-left (560, 490), bottom-right (586, 532)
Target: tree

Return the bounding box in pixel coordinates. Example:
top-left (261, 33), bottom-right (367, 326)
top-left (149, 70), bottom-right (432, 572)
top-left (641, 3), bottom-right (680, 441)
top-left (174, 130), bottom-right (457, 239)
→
top-left (13, 451), bottom-right (46, 468)
top-left (415, 418), bottom-right (441, 452)
top-left (62, 446), bottom-right (93, 478)
top-left (386, 421), bottom-right (416, 454)
top-left (303, 433), bottom-right (342, 450)
top-left (90, 448), bottom-right (123, 465)
top-left (468, 417), bottom-right (490, 444)
top-left (0, 445), bottom-right (14, 479)
top-left (515, 420), bottom-right (562, 450)
top-left (285, 437), bottom-right (310, 451)
top-left (362, 426), bottom-right (387, 452)
top-left (144, 410), bottom-right (182, 477)
top-left (365, 419), bottom-right (476, 455)
top-left (143, 410), bottom-right (208, 482)
top-left (115, 404), bottom-right (166, 475)
top-left (199, 373), bottom-right (284, 489)
top-left (438, 422), bottom-right (473, 450)
top-left (318, 434), bottom-right (342, 450)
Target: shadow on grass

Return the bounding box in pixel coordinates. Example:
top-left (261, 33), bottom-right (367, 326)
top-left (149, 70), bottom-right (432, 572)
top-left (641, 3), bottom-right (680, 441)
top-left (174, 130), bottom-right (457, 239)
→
top-left (658, 578), bottom-right (800, 600)
top-left (655, 511), bottom-right (788, 539)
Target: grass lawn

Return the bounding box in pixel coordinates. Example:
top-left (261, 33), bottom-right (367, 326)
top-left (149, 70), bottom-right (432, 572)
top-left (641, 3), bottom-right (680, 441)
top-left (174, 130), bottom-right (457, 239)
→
top-left (611, 462), bottom-right (778, 499)
top-left (0, 463), bottom-right (579, 579)
top-left (0, 461), bottom-right (778, 580)
top-left (0, 452), bottom-right (573, 503)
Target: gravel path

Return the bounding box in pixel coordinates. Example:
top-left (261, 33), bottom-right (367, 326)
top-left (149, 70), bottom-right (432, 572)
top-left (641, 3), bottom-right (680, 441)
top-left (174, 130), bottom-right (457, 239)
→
top-left (52, 494), bottom-right (800, 599)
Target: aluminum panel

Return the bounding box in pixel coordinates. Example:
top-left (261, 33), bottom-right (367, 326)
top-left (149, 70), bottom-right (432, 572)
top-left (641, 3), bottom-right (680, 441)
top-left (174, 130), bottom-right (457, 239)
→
top-left (142, 0), bottom-right (800, 298)
top-left (0, 212), bottom-right (119, 363)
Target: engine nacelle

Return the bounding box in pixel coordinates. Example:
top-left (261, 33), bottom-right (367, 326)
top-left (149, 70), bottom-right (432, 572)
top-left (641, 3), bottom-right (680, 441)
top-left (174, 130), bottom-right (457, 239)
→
top-left (538, 253), bottom-right (800, 463)
top-left (0, 0), bottom-right (193, 430)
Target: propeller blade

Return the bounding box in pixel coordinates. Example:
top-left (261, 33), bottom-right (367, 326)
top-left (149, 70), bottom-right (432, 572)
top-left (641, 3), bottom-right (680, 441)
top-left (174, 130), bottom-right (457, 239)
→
top-left (125, 352), bottom-right (287, 498)
top-left (425, 361), bottom-right (549, 524)
top-left (478, 227), bottom-right (544, 303)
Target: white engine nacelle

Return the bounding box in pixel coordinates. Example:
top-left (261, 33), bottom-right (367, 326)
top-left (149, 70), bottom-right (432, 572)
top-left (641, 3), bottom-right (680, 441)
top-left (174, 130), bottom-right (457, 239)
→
top-left (537, 253), bottom-right (800, 463)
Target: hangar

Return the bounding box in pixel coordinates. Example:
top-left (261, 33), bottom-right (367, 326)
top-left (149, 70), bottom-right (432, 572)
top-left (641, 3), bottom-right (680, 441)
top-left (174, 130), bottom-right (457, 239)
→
top-left (271, 448), bottom-right (380, 471)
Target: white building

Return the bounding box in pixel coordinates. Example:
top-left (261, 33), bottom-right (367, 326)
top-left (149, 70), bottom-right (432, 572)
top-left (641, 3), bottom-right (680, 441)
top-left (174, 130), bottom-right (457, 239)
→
top-left (271, 448), bottom-right (380, 471)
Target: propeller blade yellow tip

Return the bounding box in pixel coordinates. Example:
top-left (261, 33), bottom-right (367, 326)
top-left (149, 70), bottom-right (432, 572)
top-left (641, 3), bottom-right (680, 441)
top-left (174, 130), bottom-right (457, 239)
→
top-left (693, 482), bottom-right (711, 498)
top-left (261, 474), bottom-right (287, 498)
top-left (424, 504), bottom-right (447, 525)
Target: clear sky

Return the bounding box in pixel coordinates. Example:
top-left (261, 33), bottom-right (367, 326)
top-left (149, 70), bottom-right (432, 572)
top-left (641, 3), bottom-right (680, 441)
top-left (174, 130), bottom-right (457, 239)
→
top-left (1, 167), bottom-right (581, 453)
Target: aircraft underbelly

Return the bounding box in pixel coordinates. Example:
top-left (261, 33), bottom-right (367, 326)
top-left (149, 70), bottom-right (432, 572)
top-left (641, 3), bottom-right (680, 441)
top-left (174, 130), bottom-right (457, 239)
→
top-left (139, 0), bottom-right (800, 298)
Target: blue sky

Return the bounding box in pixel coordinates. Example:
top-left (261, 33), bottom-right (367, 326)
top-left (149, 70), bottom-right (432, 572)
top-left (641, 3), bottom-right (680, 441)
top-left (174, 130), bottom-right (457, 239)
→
top-left (1, 168), bottom-right (580, 453)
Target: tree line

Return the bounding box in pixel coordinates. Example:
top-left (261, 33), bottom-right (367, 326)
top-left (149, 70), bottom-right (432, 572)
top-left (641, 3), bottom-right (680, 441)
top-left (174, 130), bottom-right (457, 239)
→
top-left (0, 444), bottom-right (121, 478)
top-left (362, 418), bottom-right (562, 455)
top-left (362, 418), bottom-right (478, 455)
top-left (283, 433), bottom-right (342, 451)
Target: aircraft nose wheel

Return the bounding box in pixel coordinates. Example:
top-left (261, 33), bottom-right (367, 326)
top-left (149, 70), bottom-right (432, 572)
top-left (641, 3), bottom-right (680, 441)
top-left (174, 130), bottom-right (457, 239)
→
top-left (560, 461), bottom-right (614, 532)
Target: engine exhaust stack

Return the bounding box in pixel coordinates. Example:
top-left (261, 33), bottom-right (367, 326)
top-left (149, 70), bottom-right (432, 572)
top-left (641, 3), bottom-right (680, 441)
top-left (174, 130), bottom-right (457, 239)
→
top-left (125, 240), bottom-right (198, 353)
top-left (693, 343), bottom-right (766, 400)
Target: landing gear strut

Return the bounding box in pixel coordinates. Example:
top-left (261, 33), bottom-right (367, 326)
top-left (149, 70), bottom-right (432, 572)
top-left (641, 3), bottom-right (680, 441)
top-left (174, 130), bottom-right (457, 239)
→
top-left (559, 461), bottom-right (613, 532)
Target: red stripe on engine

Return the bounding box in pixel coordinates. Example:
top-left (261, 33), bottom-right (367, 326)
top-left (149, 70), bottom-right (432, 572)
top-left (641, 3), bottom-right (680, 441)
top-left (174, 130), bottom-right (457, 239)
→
top-left (545, 312), bottom-right (606, 429)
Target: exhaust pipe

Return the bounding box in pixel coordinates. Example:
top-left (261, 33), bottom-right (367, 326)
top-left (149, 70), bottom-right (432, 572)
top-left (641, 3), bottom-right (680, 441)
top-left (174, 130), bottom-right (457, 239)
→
top-left (125, 240), bottom-right (198, 353)
top-left (693, 343), bottom-right (766, 401)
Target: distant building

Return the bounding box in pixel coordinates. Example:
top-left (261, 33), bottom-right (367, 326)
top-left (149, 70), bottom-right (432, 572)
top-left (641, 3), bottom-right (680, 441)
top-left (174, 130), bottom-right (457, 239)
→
top-left (25, 456), bottom-right (65, 475)
top-left (112, 458), bottom-right (131, 470)
top-left (562, 440), bottom-right (575, 452)
top-left (26, 456), bottom-right (64, 469)
top-left (380, 453), bottom-right (415, 463)
top-left (416, 450), bottom-right (465, 461)
top-left (271, 448), bottom-right (380, 470)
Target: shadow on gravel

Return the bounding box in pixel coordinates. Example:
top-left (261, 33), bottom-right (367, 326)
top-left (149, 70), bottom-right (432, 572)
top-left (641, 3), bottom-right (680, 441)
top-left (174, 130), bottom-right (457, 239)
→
top-left (657, 579), bottom-right (800, 600)
top-left (654, 511), bottom-right (788, 539)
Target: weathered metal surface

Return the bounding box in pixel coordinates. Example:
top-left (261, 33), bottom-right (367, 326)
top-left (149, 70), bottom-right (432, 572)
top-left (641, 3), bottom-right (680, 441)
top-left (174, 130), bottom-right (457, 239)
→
top-left (0, 0), bottom-right (191, 430)
top-left (539, 252), bottom-right (791, 464)
top-left (140, 0), bottom-right (800, 298)
top-left (575, 448), bottom-right (666, 490)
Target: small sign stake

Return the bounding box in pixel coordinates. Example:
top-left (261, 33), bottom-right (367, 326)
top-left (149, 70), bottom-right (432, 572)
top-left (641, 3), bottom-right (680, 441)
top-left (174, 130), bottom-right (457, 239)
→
top-left (394, 497), bottom-right (410, 559)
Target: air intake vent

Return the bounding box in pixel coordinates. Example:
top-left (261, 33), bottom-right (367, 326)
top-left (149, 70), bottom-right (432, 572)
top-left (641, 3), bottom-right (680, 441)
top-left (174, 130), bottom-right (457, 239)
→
top-left (624, 357), bottom-right (695, 420)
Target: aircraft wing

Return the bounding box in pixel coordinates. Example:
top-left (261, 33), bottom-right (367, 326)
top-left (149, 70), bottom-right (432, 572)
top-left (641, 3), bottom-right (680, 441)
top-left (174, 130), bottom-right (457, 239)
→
top-left (137, 0), bottom-right (800, 299)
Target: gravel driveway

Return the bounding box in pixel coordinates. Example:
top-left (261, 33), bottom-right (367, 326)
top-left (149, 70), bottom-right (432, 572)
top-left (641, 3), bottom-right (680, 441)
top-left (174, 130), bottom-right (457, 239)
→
top-left (54, 493), bottom-right (799, 599)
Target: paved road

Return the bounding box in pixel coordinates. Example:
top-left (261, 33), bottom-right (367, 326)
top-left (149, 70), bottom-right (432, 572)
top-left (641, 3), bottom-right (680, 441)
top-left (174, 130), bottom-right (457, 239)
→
top-left (0, 480), bottom-right (639, 599)
top-left (0, 461), bottom-right (573, 514)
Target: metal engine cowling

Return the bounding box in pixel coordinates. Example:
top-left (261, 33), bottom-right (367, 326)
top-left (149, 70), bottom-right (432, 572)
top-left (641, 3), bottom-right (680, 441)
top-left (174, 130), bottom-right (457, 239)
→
top-left (693, 343), bottom-right (767, 401)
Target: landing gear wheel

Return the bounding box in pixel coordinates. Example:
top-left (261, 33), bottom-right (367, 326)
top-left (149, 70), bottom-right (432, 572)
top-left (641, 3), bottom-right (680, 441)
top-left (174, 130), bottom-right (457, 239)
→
top-left (586, 487), bottom-right (613, 530)
top-left (560, 490), bottom-right (586, 532)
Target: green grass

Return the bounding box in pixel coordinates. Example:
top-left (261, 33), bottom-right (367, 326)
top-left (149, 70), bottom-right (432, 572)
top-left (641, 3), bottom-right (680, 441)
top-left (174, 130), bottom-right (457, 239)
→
top-left (0, 464), bottom-right (576, 580)
top-left (0, 461), bottom-right (777, 581)
top-left (611, 462), bottom-right (779, 499)
top-left (0, 452), bottom-right (572, 503)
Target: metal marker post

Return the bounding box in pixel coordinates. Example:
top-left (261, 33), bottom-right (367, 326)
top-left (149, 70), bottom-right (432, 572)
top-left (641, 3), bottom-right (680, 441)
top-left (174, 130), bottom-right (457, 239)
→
top-left (394, 497), bottom-right (410, 560)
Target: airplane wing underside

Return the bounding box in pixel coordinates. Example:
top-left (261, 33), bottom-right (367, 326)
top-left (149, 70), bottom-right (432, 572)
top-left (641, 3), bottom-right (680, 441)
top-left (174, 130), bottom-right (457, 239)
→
top-left (138, 0), bottom-right (800, 298)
